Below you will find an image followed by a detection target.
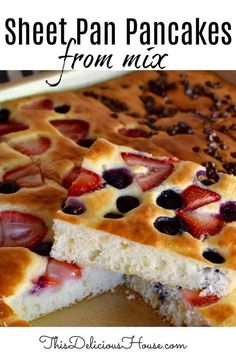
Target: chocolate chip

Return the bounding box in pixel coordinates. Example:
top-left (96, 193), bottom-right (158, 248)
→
top-left (226, 104), bottom-right (236, 113)
top-left (231, 152), bottom-right (236, 158)
top-left (205, 81), bottom-right (222, 89)
top-left (218, 125), bottom-right (229, 133)
top-left (222, 162), bottom-right (236, 175)
top-left (167, 121), bottom-right (193, 136)
top-left (192, 146), bottom-right (200, 152)
top-left (127, 112), bottom-right (140, 118)
top-left (207, 132), bottom-right (221, 143)
top-left (148, 73), bottom-right (177, 97)
top-left (83, 92), bottom-right (128, 112)
top-left (230, 124), bottom-right (236, 130)
top-left (83, 91), bottom-right (99, 99)
top-left (220, 143), bottom-right (229, 150)
top-left (121, 83), bottom-right (130, 89)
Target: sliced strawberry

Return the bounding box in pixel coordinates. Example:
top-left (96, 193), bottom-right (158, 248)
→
top-left (62, 167), bottom-right (81, 189)
top-left (3, 164), bottom-right (43, 188)
top-left (182, 185), bottom-right (220, 211)
top-left (0, 122), bottom-right (27, 136)
top-left (50, 119), bottom-right (89, 143)
top-left (12, 137), bottom-right (51, 156)
top-left (121, 152), bottom-right (174, 191)
top-left (181, 289), bottom-right (220, 307)
top-left (0, 211), bottom-right (47, 248)
top-left (177, 209), bottom-right (223, 239)
top-left (121, 152), bottom-right (175, 168)
top-left (46, 258), bottom-right (82, 284)
top-left (22, 99), bottom-right (54, 110)
top-left (118, 127), bottom-right (149, 138)
top-left (68, 168), bottom-right (105, 197)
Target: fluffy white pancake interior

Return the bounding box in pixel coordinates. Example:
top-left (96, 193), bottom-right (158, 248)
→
top-left (126, 275), bottom-right (208, 327)
top-left (52, 221), bottom-right (233, 297)
top-left (5, 267), bottom-right (123, 322)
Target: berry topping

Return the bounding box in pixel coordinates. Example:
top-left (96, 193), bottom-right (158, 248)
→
top-left (220, 202), bottom-right (236, 222)
top-left (121, 152), bottom-right (174, 191)
top-left (23, 99), bottom-right (54, 110)
top-left (181, 185), bottom-right (221, 211)
top-left (103, 168), bottom-right (133, 189)
top-left (12, 137), bottom-right (51, 156)
top-left (177, 209), bottom-right (223, 239)
top-left (46, 258), bottom-right (82, 284)
top-left (153, 216), bottom-right (183, 235)
top-left (78, 138), bottom-right (96, 148)
top-left (0, 211), bottom-right (47, 248)
top-left (50, 119), bottom-right (89, 143)
top-left (62, 167), bottom-right (81, 189)
top-left (104, 213), bottom-right (123, 219)
top-left (197, 170), bottom-right (219, 186)
top-left (31, 275), bottom-right (59, 294)
top-left (156, 190), bottom-right (183, 210)
top-left (118, 127), bottom-right (150, 138)
top-left (0, 122), bottom-right (27, 136)
top-left (0, 108), bottom-right (10, 124)
top-left (3, 164), bottom-right (43, 188)
top-left (181, 289), bottom-right (220, 307)
top-left (154, 283), bottom-right (169, 301)
top-left (116, 196), bottom-right (140, 213)
top-left (54, 104), bottom-right (70, 114)
top-left (62, 197), bottom-right (86, 215)
top-left (68, 169), bottom-right (105, 197)
top-left (31, 259), bottom-right (82, 294)
top-left (32, 242), bottom-right (53, 256)
top-left (202, 249), bottom-right (225, 264)
top-left (0, 181), bottom-right (19, 194)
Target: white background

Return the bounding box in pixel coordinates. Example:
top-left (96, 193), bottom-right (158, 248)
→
top-left (0, 0), bottom-right (235, 69)
top-left (1, 327), bottom-right (235, 354)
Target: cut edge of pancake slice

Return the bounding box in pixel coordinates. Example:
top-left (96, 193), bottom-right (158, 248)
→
top-left (0, 247), bottom-right (123, 326)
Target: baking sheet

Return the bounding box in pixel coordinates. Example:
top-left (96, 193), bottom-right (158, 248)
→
top-left (0, 71), bottom-right (129, 103)
top-left (2, 70), bottom-right (236, 327)
top-left (33, 286), bottom-right (168, 327)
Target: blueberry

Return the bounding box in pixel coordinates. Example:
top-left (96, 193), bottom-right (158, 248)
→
top-left (220, 202), bottom-right (236, 222)
top-left (78, 138), bottom-right (96, 148)
top-left (103, 168), bottom-right (133, 189)
top-left (197, 169), bottom-right (219, 186)
top-left (62, 198), bottom-right (85, 215)
top-left (104, 213), bottom-right (123, 219)
top-left (0, 181), bottom-right (19, 194)
top-left (54, 105), bottom-right (70, 114)
top-left (202, 249), bottom-right (225, 264)
top-left (0, 108), bottom-right (10, 124)
top-left (32, 242), bottom-right (53, 256)
top-left (156, 190), bottom-right (183, 210)
top-left (154, 282), bottom-right (168, 301)
top-left (154, 216), bottom-right (183, 235)
top-left (116, 196), bottom-right (139, 213)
